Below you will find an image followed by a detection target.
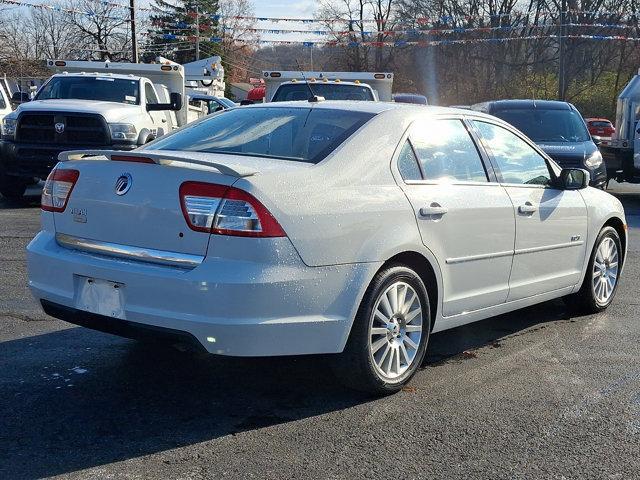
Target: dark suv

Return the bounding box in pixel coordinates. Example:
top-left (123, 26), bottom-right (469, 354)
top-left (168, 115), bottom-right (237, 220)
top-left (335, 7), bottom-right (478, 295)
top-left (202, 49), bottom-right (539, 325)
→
top-left (472, 100), bottom-right (606, 188)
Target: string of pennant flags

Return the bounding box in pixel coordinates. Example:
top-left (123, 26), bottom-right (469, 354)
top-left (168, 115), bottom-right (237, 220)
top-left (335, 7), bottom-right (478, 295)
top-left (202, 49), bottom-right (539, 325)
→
top-left (142, 32), bottom-right (640, 48)
top-left (7, 0), bottom-right (640, 26)
top-left (2, 0), bottom-right (640, 45)
top-left (3, 0), bottom-right (640, 29)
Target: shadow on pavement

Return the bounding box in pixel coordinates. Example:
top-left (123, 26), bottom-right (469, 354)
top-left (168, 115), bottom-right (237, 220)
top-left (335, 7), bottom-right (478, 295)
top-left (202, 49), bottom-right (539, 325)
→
top-left (0, 299), bottom-right (571, 479)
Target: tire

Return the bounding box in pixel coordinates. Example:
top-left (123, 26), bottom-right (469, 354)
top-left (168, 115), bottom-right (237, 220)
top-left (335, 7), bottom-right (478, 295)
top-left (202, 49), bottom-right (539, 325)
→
top-left (564, 226), bottom-right (622, 314)
top-left (0, 174), bottom-right (28, 201)
top-left (333, 264), bottom-right (430, 395)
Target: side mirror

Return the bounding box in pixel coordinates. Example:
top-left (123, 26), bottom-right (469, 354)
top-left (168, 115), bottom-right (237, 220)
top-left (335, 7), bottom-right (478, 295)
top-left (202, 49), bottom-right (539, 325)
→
top-left (147, 92), bottom-right (182, 112)
top-left (560, 168), bottom-right (590, 190)
top-left (592, 135), bottom-right (603, 146)
top-left (240, 99), bottom-right (254, 106)
top-left (169, 92), bottom-right (182, 111)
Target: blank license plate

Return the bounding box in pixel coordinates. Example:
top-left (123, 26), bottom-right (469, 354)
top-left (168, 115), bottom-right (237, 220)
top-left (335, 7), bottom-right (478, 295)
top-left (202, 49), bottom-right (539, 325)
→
top-left (76, 277), bottom-right (125, 319)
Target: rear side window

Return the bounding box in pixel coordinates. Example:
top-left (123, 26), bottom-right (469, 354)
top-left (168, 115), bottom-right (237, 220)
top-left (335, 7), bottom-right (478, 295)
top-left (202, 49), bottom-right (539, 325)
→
top-left (410, 119), bottom-right (488, 182)
top-left (148, 107), bottom-right (375, 164)
top-left (474, 121), bottom-right (551, 186)
top-left (397, 141), bottom-right (422, 181)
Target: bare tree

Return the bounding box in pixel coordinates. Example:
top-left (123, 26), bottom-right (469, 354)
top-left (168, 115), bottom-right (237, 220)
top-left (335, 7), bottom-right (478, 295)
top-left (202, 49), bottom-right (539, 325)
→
top-left (64, 0), bottom-right (132, 60)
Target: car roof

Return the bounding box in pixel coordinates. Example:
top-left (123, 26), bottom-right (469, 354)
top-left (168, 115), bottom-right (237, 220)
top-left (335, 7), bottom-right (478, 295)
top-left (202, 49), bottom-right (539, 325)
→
top-left (278, 81), bottom-right (369, 87)
top-left (53, 72), bottom-right (141, 81)
top-left (483, 99), bottom-right (574, 111)
top-left (585, 117), bottom-right (612, 122)
top-left (243, 100), bottom-right (491, 118)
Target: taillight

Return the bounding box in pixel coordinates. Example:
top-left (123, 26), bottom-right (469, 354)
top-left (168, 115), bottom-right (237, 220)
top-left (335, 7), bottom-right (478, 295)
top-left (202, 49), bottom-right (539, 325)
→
top-left (41, 168), bottom-right (79, 212)
top-left (179, 182), bottom-right (286, 237)
top-left (111, 155), bottom-right (155, 164)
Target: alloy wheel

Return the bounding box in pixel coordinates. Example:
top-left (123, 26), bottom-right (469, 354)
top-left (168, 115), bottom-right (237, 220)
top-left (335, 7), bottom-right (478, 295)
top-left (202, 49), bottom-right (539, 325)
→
top-left (592, 236), bottom-right (619, 305)
top-left (369, 281), bottom-right (423, 380)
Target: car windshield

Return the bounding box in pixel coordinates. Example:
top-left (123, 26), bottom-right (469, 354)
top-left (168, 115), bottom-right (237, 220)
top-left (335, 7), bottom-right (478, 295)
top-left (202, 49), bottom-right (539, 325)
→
top-left (147, 107), bottom-right (375, 163)
top-left (35, 77), bottom-right (140, 105)
top-left (590, 121), bottom-right (612, 128)
top-left (493, 108), bottom-right (591, 143)
top-left (272, 84), bottom-right (375, 102)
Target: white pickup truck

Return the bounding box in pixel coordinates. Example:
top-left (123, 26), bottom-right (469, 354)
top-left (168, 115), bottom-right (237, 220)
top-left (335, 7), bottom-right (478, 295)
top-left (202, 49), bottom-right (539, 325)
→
top-left (0, 76), bottom-right (13, 121)
top-left (263, 71), bottom-right (394, 103)
top-left (0, 60), bottom-right (187, 200)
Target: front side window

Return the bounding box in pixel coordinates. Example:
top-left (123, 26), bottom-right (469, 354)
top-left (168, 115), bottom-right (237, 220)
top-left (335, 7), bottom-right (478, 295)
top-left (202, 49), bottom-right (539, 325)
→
top-left (36, 77), bottom-right (140, 105)
top-left (409, 119), bottom-right (488, 182)
top-left (474, 121), bottom-right (552, 186)
top-left (147, 107), bottom-right (375, 164)
top-left (145, 83), bottom-right (158, 105)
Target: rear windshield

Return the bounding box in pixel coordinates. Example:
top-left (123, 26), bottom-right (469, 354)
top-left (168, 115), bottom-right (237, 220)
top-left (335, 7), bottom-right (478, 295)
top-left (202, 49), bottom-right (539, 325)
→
top-left (36, 76), bottom-right (140, 105)
top-left (147, 107), bottom-right (375, 163)
top-left (272, 84), bottom-right (375, 102)
top-left (589, 120), bottom-right (612, 128)
top-left (493, 108), bottom-right (590, 143)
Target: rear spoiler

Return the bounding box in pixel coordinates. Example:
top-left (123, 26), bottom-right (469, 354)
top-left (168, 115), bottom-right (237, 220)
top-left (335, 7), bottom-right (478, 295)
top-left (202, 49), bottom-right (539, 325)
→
top-left (58, 150), bottom-right (257, 178)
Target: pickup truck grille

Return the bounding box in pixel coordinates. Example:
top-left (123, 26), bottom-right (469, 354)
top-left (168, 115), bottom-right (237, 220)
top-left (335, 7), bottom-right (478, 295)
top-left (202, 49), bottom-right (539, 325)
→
top-left (17, 113), bottom-right (109, 145)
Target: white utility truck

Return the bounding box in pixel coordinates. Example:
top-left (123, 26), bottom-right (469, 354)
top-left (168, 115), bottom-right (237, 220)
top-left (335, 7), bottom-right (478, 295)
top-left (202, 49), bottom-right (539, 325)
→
top-left (263, 71), bottom-right (393, 102)
top-left (600, 68), bottom-right (640, 184)
top-left (182, 55), bottom-right (226, 98)
top-left (0, 59), bottom-right (187, 200)
top-left (0, 76), bottom-right (13, 122)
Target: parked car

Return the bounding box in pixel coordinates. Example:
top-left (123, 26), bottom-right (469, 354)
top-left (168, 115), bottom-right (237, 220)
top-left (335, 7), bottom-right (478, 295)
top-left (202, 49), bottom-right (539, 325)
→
top-left (188, 94), bottom-right (234, 114)
top-left (27, 102), bottom-right (627, 394)
top-left (472, 100), bottom-right (607, 189)
top-left (585, 117), bottom-right (615, 143)
top-left (393, 93), bottom-right (428, 105)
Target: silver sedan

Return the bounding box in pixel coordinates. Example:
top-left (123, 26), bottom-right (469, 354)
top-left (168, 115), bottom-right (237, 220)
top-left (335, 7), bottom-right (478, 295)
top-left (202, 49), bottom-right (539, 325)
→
top-left (27, 101), bottom-right (627, 394)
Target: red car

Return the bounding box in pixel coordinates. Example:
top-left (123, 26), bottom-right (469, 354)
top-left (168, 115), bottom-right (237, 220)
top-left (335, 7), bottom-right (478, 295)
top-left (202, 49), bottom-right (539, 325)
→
top-left (585, 118), bottom-right (615, 140)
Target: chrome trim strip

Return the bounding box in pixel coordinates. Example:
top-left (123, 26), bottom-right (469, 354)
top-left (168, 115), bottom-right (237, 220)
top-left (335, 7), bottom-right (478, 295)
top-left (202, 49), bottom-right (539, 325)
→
top-left (56, 233), bottom-right (204, 269)
top-left (515, 241), bottom-right (584, 255)
top-left (446, 250), bottom-right (513, 265)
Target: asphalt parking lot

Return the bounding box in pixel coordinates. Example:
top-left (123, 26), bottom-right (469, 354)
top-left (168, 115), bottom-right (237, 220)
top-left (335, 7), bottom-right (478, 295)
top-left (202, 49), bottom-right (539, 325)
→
top-left (1, 184), bottom-right (639, 480)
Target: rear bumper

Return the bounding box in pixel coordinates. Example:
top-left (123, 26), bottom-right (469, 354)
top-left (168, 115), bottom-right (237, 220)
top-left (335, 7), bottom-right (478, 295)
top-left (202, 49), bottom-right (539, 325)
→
top-left (27, 231), bottom-right (379, 356)
top-left (41, 300), bottom-right (207, 352)
top-left (0, 140), bottom-right (137, 179)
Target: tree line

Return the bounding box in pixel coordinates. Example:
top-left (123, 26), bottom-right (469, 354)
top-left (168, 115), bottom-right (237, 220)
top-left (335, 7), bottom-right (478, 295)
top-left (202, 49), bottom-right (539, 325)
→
top-left (1, 0), bottom-right (639, 117)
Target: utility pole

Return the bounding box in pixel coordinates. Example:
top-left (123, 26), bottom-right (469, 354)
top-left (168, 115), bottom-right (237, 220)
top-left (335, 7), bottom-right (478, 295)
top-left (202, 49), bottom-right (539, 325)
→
top-left (129, 0), bottom-right (138, 62)
top-left (195, 4), bottom-right (200, 61)
top-left (558, 0), bottom-right (566, 100)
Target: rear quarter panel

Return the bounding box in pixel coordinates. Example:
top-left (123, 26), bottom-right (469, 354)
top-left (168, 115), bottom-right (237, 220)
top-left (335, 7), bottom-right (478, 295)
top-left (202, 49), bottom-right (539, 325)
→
top-left (234, 110), bottom-right (426, 268)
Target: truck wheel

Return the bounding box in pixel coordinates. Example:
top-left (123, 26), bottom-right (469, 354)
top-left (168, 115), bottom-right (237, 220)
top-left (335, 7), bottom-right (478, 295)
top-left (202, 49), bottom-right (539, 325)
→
top-left (564, 226), bottom-right (622, 314)
top-left (0, 175), bottom-right (28, 201)
top-left (332, 264), bottom-right (430, 395)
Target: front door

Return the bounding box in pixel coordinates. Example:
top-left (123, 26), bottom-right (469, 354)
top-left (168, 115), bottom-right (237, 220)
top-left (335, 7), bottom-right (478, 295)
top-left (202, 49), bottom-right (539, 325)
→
top-left (397, 118), bottom-right (516, 317)
top-left (473, 120), bottom-right (588, 301)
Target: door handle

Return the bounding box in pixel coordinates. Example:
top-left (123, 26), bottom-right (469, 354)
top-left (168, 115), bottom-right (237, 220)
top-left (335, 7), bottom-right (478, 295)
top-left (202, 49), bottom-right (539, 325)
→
top-left (518, 202), bottom-right (537, 215)
top-left (420, 203), bottom-right (448, 217)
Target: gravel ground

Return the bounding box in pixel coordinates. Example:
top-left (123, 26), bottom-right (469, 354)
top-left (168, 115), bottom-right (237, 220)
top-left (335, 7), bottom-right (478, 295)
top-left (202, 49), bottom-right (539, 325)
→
top-left (1, 183), bottom-right (639, 480)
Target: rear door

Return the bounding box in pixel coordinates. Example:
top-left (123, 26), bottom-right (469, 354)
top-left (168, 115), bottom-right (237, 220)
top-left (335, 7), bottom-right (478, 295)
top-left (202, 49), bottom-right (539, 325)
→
top-left (472, 120), bottom-right (588, 301)
top-left (397, 117), bottom-right (515, 317)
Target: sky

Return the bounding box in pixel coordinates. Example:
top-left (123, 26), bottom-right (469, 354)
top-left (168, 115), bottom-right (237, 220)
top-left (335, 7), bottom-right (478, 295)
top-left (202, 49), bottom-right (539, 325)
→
top-left (252, 0), bottom-right (317, 19)
top-left (250, 0), bottom-right (323, 44)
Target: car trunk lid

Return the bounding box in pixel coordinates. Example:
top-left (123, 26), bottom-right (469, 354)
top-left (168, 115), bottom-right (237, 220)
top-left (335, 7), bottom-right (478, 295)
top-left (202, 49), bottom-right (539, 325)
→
top-left (53, 151), bottom-right (311, 259)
